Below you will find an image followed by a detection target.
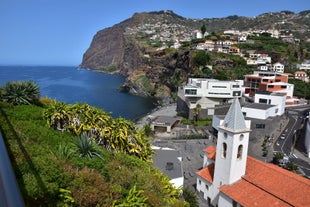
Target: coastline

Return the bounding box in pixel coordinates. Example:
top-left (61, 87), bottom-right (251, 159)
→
top-left (135, 103), bottom-right (178, 128)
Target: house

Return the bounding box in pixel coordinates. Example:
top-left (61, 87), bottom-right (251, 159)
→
top-left (241, 103), bottom-right (279, 120)
top-left (257, 64), bottom-right (272, 71)
top-left (196, 42), bottom-right (207, 50)
top-left (295, 71), bottom-right (309, 82)
top-left (273, 62), bottom-right (285, 73)
top-left (152, 146), bottom-right (183, 189)
top-left (196, 98), bottom-right (310, 206)
top-left (254, 91), bottom-right (286, 116)
top-left (177, 78), bottom-right (242, 119)
top-left (229, 46), bottom-right (240, 54)
top-left (238, 34), bottom-right (247, 42)
top-left (257, 54), bottom-right (271, 64)
top-left (150, 116), bottom-right (180, 133)
top-left (204, 40), bottom-right (215, 51)
top-left (299, 60), bottom-right (310, 71)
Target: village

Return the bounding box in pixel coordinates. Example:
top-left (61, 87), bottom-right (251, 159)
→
top-left (134, 26), bottom-right (310, 206)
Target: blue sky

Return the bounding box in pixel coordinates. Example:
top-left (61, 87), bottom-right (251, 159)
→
top-left (0, 0), bottom-right (309, 66)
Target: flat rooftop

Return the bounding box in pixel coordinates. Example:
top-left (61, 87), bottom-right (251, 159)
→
top-left (152, 146), bottom-right (183, 179)
top-left (151, 116), bottom-right (180, 127)
top-left (243, 103), bottom-right (276, 110)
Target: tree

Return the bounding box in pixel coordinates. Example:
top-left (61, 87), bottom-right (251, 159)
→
top-left (272, 152), bottom-right (284, 164)
top-left (200, 24), bottom-right (206, 37)
top-left (193, 104), bottom-right (201, 123)
top-left (183, 188), bottom-right (198, 207)
top-left (192, 51), bottom-right (210, 68)
top-left (286, 162), bottom-right (299, 173)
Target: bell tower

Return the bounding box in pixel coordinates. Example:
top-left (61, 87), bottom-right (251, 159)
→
top-left (213, 98), bottom-right (251, 186)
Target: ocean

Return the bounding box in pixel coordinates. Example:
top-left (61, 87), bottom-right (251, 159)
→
top-left (0, 66), bottom-right (157, 120)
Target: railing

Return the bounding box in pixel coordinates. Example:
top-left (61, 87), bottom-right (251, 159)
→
top-left (0, 131), bottom-right (25, 207)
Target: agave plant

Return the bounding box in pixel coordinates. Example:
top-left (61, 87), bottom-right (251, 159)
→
top-left (74, 133), bottom-right (102, 159)
top-left (1, 80), bottom-right (40, 105)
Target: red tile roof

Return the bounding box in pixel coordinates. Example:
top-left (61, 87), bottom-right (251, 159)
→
top-left (196, 163), bottom-right (215, 184)
top-left (204, 146), bottom-right (216, 160)
top-left (220, 157), bottom-right (310, 207)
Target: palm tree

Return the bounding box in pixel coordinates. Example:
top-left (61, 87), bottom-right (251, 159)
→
top-left (193, 104), bottom-right (201, 124)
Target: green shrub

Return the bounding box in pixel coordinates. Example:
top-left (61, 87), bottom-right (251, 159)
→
top-left (1, 80), bottom-right (40, 105)
top-left (0, 102), bottom-right (185, 206)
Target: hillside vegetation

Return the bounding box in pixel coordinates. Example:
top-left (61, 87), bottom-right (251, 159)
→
top-left (0, 81), bottom-right (188, 206)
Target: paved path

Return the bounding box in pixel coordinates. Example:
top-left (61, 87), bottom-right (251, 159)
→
top-left (135, 103), bottom-right (177, 128)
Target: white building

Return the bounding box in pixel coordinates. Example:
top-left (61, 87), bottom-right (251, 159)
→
top-left (177, 78), bottom-right (243, 118)
top-left (196, 98), bottom-right (310, 206)
top-left (254, 91), bottom-right (286, 115)
top-left (152, 146), bottom-right (184, 189)
top-left (238, 34), bottom-right (247, 42)
top-left (241, 90), bottom-right (286, 120)
top-left (273, 62), bottom-right (285, 73)
top-left (299, 60), bottom-right (310, 71)
top-left (241, 103), bottom-right (279, 120)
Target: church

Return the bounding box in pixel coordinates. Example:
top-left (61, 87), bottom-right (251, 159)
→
top-left (196, 98), bottom-right (310, 207)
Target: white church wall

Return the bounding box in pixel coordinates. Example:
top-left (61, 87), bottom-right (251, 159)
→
top-left (218, 192), bottom-right (233, 207)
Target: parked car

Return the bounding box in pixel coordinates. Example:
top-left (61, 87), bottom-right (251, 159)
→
top-left (280, 133), bottom-right (286, 140)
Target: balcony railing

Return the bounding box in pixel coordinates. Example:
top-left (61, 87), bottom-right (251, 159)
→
top-left (0, 131), bottom-right (25, 207)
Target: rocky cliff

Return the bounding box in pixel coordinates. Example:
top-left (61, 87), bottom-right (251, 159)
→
top-left (80, 10), bottom-right (310, 102)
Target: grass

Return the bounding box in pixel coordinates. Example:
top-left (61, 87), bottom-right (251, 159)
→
top-left (181, 118), bottom-right (212, 126)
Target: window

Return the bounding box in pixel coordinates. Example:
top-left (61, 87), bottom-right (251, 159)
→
top-left (232, 85), bottom-right (240, 88)
top-left (268, 85), bottom-right (274, 88)
top-left (233, 91), bottom-right (241, 96)
top-left (212, 85), bottom-right (227, 88)
top-left (208, 92), bottom-right (230, 95)
top-left (281, 85), bottom-right (287, 89)
top-left (237, 145), bottom-right (243, 159)
top-left (256, 124), bottom-right (265, 129)
top-left (205, 184), bottom-right (209, 190)
top-left (199, 179), bottom-right (201, 185)
top-left (222, 142), bottom-right (227, 158)
top-left (259, 98), bottom-right (267, 104)
top-left (185, 89), bottom-right (197, 95)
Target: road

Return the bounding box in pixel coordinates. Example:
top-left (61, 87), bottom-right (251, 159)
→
top-left (274, 105), bottom-right (310, 177)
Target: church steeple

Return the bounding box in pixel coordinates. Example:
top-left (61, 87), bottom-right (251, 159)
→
top-left (220, 97), bottom-right (247, 132)
top-left (213, 98), bottom-right (251, 187)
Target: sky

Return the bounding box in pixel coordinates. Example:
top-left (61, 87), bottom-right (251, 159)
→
top-left (0, 0), bottom-right (309, 66)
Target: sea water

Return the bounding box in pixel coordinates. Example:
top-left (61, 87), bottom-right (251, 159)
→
top-left (0, 66), bottom-right (156, 120)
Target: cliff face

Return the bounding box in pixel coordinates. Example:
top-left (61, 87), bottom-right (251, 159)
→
top-left (80, 10), bottom-right (310, 101)
top-left (80, 26), bottom-right (125, 72)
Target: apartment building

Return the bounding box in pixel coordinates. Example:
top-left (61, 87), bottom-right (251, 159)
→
top-left (177, 78), bottom-right (242, 119)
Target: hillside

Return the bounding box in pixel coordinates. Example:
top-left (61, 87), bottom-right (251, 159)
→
top-left (0, 102), bottom-right (186, 206)
top-left (80, 10), bottom-right (310, 103)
